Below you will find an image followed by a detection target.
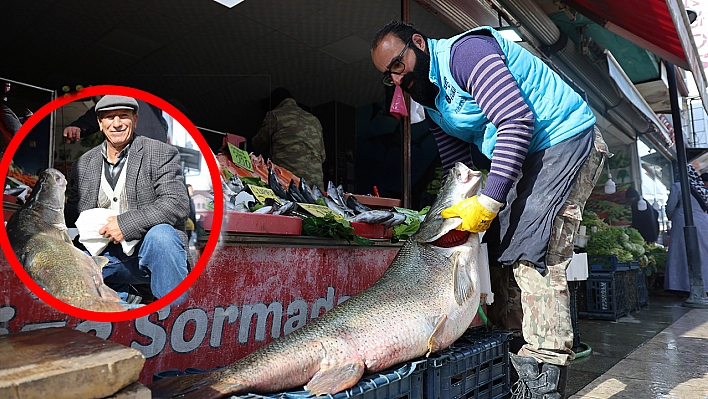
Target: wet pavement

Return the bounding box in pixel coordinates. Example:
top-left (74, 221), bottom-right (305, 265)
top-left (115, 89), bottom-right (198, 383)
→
top-left (568, 291), bottom-right (708, 398)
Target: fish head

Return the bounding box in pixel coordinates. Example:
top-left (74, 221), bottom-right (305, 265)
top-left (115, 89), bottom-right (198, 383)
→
top-left (25, 168), bottom-right (67, 214)
top-left (416, 162), bottom-right (481, 243)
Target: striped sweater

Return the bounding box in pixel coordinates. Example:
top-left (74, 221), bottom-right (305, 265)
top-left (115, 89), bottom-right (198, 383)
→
top-left (427, 34), bottom-right (533, 202)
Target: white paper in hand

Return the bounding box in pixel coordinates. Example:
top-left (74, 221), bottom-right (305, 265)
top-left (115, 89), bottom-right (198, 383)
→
top-left (76, 208), bottom-right (140, 256)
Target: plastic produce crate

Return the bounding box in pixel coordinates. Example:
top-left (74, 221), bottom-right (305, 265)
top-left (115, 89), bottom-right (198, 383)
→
top-left (622, 269), bottom-right (638, 312)
top-left (238, 359), bottom-right (427, 399)
top-left (424, 329), bottom-right (512, 399)
top-left (580, 270), bottom-right (631, 321)
top-left (636, 270), bottom-right (649, 309)
top-left (587, 255), bottom-right (631, 272)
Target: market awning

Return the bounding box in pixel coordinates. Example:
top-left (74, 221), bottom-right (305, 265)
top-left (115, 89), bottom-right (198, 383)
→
top-left (563, 0), bottom-right (708, 114)
top-left (605, 50), bottom-right (674, 150)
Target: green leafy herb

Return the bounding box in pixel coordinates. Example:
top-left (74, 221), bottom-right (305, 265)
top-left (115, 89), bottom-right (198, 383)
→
top-left (392, 218), bottom-right (421, 243)
top-left (390, 206), bottom-right (429, 243)
top-left (302, 215), bottom-right (373, 246)
top-left (241, 176), bottom-right (266, 187)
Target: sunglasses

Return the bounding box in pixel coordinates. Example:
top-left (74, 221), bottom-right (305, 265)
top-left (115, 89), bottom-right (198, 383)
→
top-left (382, 39), bottom-right (412, 86)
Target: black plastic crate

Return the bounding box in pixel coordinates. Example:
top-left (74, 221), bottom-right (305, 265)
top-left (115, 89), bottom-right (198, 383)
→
top-left (636, 270), bottom-right (649, 309)
top-left (424, 330), bottom-right (512, 399)
top-left (238, 359), bottom-right (426, 399)
top-left (587, 255), bottom-right (631, 272)
top-left (580, 270), bottom-right (630, 321)
top-left (623, 269), bottom-right (639, 312)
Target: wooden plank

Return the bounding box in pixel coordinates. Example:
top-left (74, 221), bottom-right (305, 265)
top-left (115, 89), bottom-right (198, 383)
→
top-left (0, 327), bottom-right (145, 399)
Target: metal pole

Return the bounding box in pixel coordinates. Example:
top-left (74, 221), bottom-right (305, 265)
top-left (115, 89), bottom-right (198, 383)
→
top-left (666, 61), bottom-right (708, 308)
top-left (401, 0), bottom-right (412, 208)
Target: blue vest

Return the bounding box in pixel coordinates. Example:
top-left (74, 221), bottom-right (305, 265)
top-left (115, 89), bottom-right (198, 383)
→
top-left (424, 27), bottom-right (596, 158)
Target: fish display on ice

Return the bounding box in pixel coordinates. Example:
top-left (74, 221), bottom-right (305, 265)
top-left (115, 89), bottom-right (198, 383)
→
top-left (148, 162), bottom-right (483, 398)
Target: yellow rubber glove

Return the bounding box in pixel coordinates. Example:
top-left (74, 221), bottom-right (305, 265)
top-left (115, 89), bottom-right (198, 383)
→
top-left (441, 194), bottom-right (503, 232)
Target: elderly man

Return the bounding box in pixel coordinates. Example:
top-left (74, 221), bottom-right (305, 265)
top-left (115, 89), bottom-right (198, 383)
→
top-left (65, 95), bottom-right (190, 305)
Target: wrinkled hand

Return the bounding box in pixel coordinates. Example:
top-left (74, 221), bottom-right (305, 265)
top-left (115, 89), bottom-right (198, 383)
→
top-left (99, 216), bottom-right (124, 244)
top-left (441, 194), bottom-right (503, 233)
top-left (63, 126), bottom-right (81, 143)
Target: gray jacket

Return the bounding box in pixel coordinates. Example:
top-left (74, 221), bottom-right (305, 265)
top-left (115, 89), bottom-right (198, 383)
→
top-left (65, 136), bottom-right (189, 247)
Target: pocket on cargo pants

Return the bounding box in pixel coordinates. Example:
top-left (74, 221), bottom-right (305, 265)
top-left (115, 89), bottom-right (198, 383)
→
top-left (547, 126), bottom-right (610, 266)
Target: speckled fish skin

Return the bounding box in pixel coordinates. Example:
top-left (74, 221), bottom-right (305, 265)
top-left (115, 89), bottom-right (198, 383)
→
top-left (148, 162), bottom-right (482, 399)
top-left (5, 168), bottom-right (125, 312)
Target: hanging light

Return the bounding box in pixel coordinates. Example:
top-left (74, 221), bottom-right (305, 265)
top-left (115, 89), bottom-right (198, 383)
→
top-left (604, 170), bottom-right (616, 194)
top-left (637, 198), bottom-right (647, 211)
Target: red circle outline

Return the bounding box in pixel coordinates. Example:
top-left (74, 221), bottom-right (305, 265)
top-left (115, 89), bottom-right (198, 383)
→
top-left (0, 85), bottom-right (224, 322)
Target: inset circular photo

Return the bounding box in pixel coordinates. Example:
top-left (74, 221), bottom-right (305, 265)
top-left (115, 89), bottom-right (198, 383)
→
top-left (0, 85), bottom-right (224, 322)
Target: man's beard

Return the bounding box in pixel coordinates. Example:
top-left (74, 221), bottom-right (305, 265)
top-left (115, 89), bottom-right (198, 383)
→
top-left (401, 45), bottom-right (439, 109)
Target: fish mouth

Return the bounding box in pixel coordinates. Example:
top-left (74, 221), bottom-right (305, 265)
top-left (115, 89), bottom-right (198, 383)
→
top-left (47, 169), bottom-right (67, 191)
top-left (453, 163), bottom-right (477, 186)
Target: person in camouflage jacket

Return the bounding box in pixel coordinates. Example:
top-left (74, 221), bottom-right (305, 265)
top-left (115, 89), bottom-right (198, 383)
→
top-left (252, 88), bottom-right (326, 189)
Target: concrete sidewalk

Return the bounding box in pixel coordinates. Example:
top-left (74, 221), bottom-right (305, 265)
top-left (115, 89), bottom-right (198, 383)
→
top-left (568, 293), bottom-right (708, 399)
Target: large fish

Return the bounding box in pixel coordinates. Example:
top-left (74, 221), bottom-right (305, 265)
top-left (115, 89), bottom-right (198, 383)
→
top-left (148, 162), bottom-right (482, 399)
top-left (5, 168), bottom-right (125, 312)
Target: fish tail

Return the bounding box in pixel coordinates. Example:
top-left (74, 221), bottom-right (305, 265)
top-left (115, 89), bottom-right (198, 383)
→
top-left (148, 372), bottom-right (247, 399)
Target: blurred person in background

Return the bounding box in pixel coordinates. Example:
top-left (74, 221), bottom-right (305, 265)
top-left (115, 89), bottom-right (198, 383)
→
top-left (252, 87), bottom-right (326, 189)
top-left (625, 187), bottom-right (660, 244)
top-left (664, 164), bottom-right (708, 295)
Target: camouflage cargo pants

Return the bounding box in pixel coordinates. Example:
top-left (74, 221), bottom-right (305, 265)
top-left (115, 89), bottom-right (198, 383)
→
top-left (515, 127), bottom-right (609, 366)
top-left (488, 127), bottom-right (606, 367)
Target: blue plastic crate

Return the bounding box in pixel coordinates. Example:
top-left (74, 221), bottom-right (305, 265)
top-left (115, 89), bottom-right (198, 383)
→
top-left (636, 270), bottom-right (649, 309)
top-left (587, 255), bottom-right (630, 272)
top-left (629, 260), bottom-right (640, 270)
top-left (580, 270), bottom-right (631, 321)
top-left (238, 359), bottom-right (426, 399)
top-left (424, 330), bottom-right (512, 399)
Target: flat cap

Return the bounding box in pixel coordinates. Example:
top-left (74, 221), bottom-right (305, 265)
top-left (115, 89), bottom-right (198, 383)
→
top-left (95, 95), bottom-right (139, 113)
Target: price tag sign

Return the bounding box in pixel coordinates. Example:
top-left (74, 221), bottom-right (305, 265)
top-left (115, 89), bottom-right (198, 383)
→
top-left (228, 143), bottom-right (253, 172)
top-left (248, 185), bottom-right (281, 205)
top-left (298, 203), bottom-right (343, 219)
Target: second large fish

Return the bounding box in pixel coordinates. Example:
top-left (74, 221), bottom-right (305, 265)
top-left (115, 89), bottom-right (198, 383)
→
top-left (148, 162), bottom-right (483, 398)
top-left (5, 168), bottom-right (125, 312)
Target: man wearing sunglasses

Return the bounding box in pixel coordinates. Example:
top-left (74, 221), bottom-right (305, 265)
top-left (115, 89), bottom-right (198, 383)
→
top-left (371, 21), bottom-right (609, 399)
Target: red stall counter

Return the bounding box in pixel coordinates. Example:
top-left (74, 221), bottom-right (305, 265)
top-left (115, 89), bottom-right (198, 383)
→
top-left (0, 232), bottom-right (486, 385)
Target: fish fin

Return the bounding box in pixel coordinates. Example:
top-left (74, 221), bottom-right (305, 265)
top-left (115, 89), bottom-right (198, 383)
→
top-left (417, 218), bottom-right (462, 243)
top-left (452, 252), bottom-right (475, 306)
top-left (305, 360), bottom-right (365, 395)
top-left (99, 284), bottom-right (124, 302)
top-left (426, 314), bottom-right (448, 356)
top-left (91, 256), bottom-right (110, 270)
top-left (148, 372), bottom-right (244, 399)
top-left (61, 230), bottom-right (73, 244)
